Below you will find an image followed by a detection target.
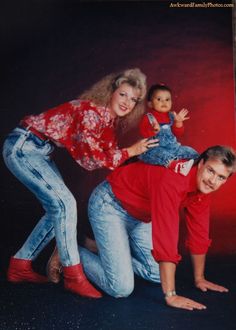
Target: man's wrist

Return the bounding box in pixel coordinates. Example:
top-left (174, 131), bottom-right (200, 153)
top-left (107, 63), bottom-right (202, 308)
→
top-left (194, 276), bottom-right (205, 284)
top-left (164, 290), bottom-right (177, 299)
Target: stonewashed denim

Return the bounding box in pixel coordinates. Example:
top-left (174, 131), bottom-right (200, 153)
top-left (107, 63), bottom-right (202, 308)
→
top-left (139, 113), bottom-right (199, 166)
top-left (79, 180), bottom-right (160, 298)
top-left (2, 127), bottom-right (80, 266)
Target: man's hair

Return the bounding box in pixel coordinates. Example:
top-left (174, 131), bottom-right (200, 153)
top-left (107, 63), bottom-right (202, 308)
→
top-left (197, 145), bottom-right (236, 175)
top-left (147, 83), bottom-right (172, 101)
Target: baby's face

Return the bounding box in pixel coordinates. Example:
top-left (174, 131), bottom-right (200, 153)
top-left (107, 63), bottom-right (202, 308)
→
top-left (149, 90), bottom-right (172, 113)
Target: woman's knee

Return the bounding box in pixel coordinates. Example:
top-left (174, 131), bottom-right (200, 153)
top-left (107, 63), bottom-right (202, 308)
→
top-left (51, 191), bottom-right (77, 219)
top-left (64, 193), bottom-right (77, 212)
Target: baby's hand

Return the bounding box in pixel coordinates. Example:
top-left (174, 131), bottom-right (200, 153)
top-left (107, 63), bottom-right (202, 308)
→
top-left (173, 108), bottom-right (190, 123)
top-left (151, 121), bottom-right (161, 133)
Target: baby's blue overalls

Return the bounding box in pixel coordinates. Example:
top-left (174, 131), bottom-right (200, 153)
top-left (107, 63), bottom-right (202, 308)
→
top-left (139, 112), bottom-right (199, 166)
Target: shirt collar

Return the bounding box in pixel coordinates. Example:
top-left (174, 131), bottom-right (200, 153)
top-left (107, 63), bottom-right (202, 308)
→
top-left (188, 166), bottom-right (198, 192)
top-left (188, 165), bottom-right (207, 198)
top-left (186, 165), bottom-right (212, 204)
top-left (149, 108), bottom-right (170, 120)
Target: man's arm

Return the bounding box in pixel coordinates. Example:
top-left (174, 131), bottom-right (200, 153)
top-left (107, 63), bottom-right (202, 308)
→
top-left (159, 261), bottom-right (206, 310)
top-left (150, 171), bottom-right (206, 310)
top-left (184, 198), bottom-right (228, 293)
top-left (191, 254), bottom-right (228, 292)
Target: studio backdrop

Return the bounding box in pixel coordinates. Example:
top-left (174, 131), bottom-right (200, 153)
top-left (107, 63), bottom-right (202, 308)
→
top-left (1, 1), bottom-right (236, 269)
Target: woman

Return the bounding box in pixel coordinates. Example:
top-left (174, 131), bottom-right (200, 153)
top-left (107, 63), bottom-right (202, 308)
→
top-left (3, 68), bottom-right (157, 298)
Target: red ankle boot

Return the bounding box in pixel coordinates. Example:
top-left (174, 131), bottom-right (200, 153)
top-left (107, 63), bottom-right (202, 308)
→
top-left (7, 257), bottom-right (48, 283)
top-left (63, 264), bottom-right (102, 298)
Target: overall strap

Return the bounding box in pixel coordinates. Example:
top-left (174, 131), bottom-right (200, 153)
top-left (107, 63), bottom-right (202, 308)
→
top-left (168, 112), bottom-right (175, 125)
top-left (146, 112), bottom-right (158, 128)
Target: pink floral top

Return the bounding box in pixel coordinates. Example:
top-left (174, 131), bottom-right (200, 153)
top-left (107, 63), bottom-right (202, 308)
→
top-left (22, 99), bottom-right (129, 171)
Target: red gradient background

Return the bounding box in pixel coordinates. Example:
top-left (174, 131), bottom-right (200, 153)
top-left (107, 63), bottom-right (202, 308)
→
top-left (103, 4), bottom-right (236, 256)
top-left (1, 2), bottom-right (236, 258)
top-left (139, 17), bottom-right (236, 255)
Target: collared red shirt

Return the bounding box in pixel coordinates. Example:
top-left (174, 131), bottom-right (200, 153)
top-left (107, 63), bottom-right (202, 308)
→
top-left (22, 99), bottom-right (129, 171)
top-left (107, 162), bottom-right (212, 264)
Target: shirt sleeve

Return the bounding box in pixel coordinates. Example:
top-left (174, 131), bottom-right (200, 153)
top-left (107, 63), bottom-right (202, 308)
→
top-left (151, 171), bottom-right (183, 264)
top-left (70, 108), bottom-right (129, 171)
top-left (184, 197), bottom-right (212, 254)
top-left (139, 114), bottom-right (157, 138)
top-left (171, 124), bottom-right (184, 137)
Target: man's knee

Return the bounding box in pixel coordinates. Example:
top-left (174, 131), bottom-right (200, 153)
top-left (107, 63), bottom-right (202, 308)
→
top-left (108, 276), bottom-right (134, 298)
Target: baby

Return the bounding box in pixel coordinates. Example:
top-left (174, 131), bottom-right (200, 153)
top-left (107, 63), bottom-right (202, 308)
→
top-left (139, 84), bottom-right (199, 175)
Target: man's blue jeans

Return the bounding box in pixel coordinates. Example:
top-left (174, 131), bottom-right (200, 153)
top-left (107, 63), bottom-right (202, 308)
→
top-left (79, 180), bottom-right (160, 298)
top-left (2, 127), bottom-right (80, 266)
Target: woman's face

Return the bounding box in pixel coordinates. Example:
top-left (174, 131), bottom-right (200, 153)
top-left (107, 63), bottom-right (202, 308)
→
top-left (108, 83), bottom-right (141, 118)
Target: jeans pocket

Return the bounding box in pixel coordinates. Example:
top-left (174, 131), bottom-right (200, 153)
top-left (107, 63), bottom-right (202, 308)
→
top-left (89, 193), bottom-right (106, 214)
top-left (2, 141), bottom-right (12, 159)
top-left (20, 138), bottom-right (53, 157)
top-left (88, 188), bottom-right (112, 221)
top-left (2, 134), bottom-right (21, 159)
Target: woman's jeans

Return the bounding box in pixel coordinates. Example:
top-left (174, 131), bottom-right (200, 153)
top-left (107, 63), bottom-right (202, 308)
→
top-left (79, 180), bottom-right (160, 298)
top-left (139, 124), bottom-right (199, 166)
top-left (2, 127), bottom-right (80, 266)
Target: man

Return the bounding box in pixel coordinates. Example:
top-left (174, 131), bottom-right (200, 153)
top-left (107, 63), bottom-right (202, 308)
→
top-left (82, 146), bottom-right (236, 310)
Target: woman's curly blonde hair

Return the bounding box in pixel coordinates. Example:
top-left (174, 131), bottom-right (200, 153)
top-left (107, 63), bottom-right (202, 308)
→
top-left (79, 68), bottom-right (147, 132)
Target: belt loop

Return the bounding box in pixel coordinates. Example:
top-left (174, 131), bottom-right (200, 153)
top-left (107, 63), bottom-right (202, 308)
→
top-left (19, 121), bottom-right (48, 142)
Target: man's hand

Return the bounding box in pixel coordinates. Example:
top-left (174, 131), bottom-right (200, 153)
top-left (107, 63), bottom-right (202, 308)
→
top-left (165, 294), bottom-right (206, 311)
top-left (195, 278), bottom-right (229, 292)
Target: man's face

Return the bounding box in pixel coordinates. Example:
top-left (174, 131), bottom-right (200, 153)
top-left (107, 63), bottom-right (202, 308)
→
top-left (196, 158), bottom-right (232, 194)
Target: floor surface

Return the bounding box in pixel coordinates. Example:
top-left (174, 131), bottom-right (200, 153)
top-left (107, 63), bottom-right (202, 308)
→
top-left (0, 256), bottom-right (236, 330)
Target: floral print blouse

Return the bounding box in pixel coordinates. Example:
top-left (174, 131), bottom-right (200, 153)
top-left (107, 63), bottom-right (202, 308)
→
top-left (22, 99), bottom-right (129, 171)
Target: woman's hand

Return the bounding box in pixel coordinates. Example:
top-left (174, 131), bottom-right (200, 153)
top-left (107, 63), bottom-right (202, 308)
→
top-left (127, 138), bottom-right (159, 157)
top-left (165, 294), bottom-right (207, 311)
top-left (195, 278), bottom-right (229, 293)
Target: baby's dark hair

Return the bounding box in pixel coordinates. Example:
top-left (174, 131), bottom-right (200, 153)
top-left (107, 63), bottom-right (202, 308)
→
top-left (147, 84), bottom-right (172, 101)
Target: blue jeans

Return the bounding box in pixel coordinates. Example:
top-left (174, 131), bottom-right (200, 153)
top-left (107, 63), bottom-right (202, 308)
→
top-left (139, 124), bottom-right (199, 166)
top-left (79, 180), bottom-right (160, 298)
top-left (2, 127), bottom-right (80, 266)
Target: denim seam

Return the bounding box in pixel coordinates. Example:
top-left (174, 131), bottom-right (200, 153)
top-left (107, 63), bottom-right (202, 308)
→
top-left (19, 154), bottom-right (71, 264)
top-left (13, 131), bottom-right (31, 157)
top-left (28, 227), bottom-right (55, 260)
top-left (129, 234), bottom-right (153, 275)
